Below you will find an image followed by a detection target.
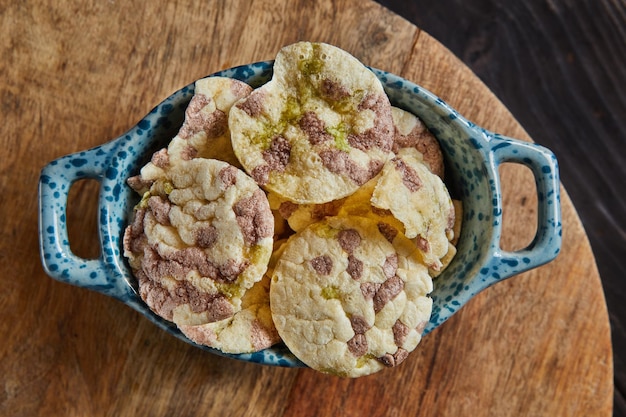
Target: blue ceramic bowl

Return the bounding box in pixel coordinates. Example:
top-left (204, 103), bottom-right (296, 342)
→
top-left (39, 61), bottom-right (561, 367)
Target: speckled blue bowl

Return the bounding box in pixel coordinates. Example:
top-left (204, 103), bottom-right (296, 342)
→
top-left (39, 61), bottom-right (561, 367)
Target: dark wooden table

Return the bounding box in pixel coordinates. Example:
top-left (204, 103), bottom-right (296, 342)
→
top-left (376, 0), bottom-right (625, 415)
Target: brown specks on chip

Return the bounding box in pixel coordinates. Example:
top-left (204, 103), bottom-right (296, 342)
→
top-left (263, 135), bottom-right (291, 172)
top-left (148, 195), bottom-right (171, 225)
top-left (151, 149), bottom-right (170, 169)
top-left (176, 281), bottom-right (208, 313)
top-left (337, 228), bottom-right (361, 253)
top-left (123, 208), bottom-right (147, 255)
top-left (230, 79), bottom-right (254, 99)
top-left (141, 246), bottom-right (184, 283)
top-left (348, 93), bottom-right (394, 152)
top-left (373, 276), bottom-right (404, 313)
top-left (360, 282), bottom-right (380, 300)
top-left (391, 107), bottom-right (444, 178)
top-left (368, 159), bottom-right (384, 178)
top-left (377, 222), bottom-right (398, 243)
top-left (347, 334), bottom-right (368, 357)
top-left (234, 189), bottom-right (274, 246)
top-left (236, 90), bottom-right (265, 118)
top-left (195, 225), bottom-right (218, 249)
top-left (347, 129), bottom-right (385, 153)
top-left (178, 281), bottom-right (231, 318)
top-left (346, 255), bottom-right (363, 280)
top-left (310, 255), bottom-right (333, 275)
top-left (378, 348), bottom-right (409, 367)
top-left (392, 319), bottom-right (410, 346)
top-left (136, 270), bottom-right (178, 321)
top-left (394, 348), bottom-right (409, 365)
top-left (180, 145), bottom-right (198, 161)
top-left (159, 247), bottom-right (212, 280)
top-left (320, 78), bottom-right (351, 102)
top-left (415, 235), bottom-right (430, 253)
top-left (382, 253), bottom-right (398, 279)
top-left (219, 258), bottom-right (250, 282)
top-left (188, 93), bottom-right (210, 116)
top-left (139, 269), bottom-right (234, 323)
top-left (180, 325), bottom-right (218, 348)
top-left (358, 93), bottom-right (384, 112)
top-left (250, 319), bottom-right (279, 352)
top-left (402, 132), bottom-right (444, 178)
top-left (299, 111), bottom-right (332, 145)
top-left (251, 165), bottom-right (270, 186)
top-left (347, 314), bottom-right (370, 357)
top-left (205, 110), bottom-right (228, 139)
top-left (248, 136), bottom-right (291, 187)
top-left (127, 175), bottom-right (153, 194)
top-left (348, 127), bottom-right (392, 154)
top-left (142, 242), bottom-right (248, 285)
top-left (350, 314), bottom-right (370, 334)
top-left (393, 157), bottom-right (422, 192)
top-left (371, 206), bottom-right (392, 218)
top-left (278, 200), bottom-right (299, 219)
top-left (178, 95), bottom-right (229, 140)
top-left (319, 149), bottom-right (371, 185)
top-left (179, 94), bottom-right (211, 139)
top-left (218, 165), bottom-right (238, 189)
top-left (395, 348), bottom-right (409, 364)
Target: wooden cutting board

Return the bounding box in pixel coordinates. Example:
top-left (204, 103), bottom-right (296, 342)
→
top-left (0, 0), bottom-right (613, 415)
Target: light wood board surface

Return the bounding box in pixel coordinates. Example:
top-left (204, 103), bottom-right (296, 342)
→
top-left (0, 0), bottom-right (613, 415)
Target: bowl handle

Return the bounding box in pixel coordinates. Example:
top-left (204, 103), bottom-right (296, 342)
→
top-left (38, 143), bottom-right (125, 299)
top-left (485, 134), bottom-right (562, 281)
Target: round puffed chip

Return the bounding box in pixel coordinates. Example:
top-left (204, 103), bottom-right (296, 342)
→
top-left (177, 240), bottom-right (287, 353)
top-left (127, 76), bottom-right (252, 195)
top-left (371, 148), bottom-right (455, 272)
top-left (177, 274), bottom-right (280, 354)
top-left (338, 173), bottom-right (460, 277)
top-left (391, 107), bottom-right (445, 178)
top-left (229, 41), bottom-right (394, 204)
top-left (270, 215), bottom-right (433, 377)
top-left (123, 158), bottom-right (274, 326)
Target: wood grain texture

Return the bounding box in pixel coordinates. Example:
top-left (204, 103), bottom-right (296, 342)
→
top-left (0, 0), bottom-right (613, 416)
top-left (376, 1), bottom-right (626, 415)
